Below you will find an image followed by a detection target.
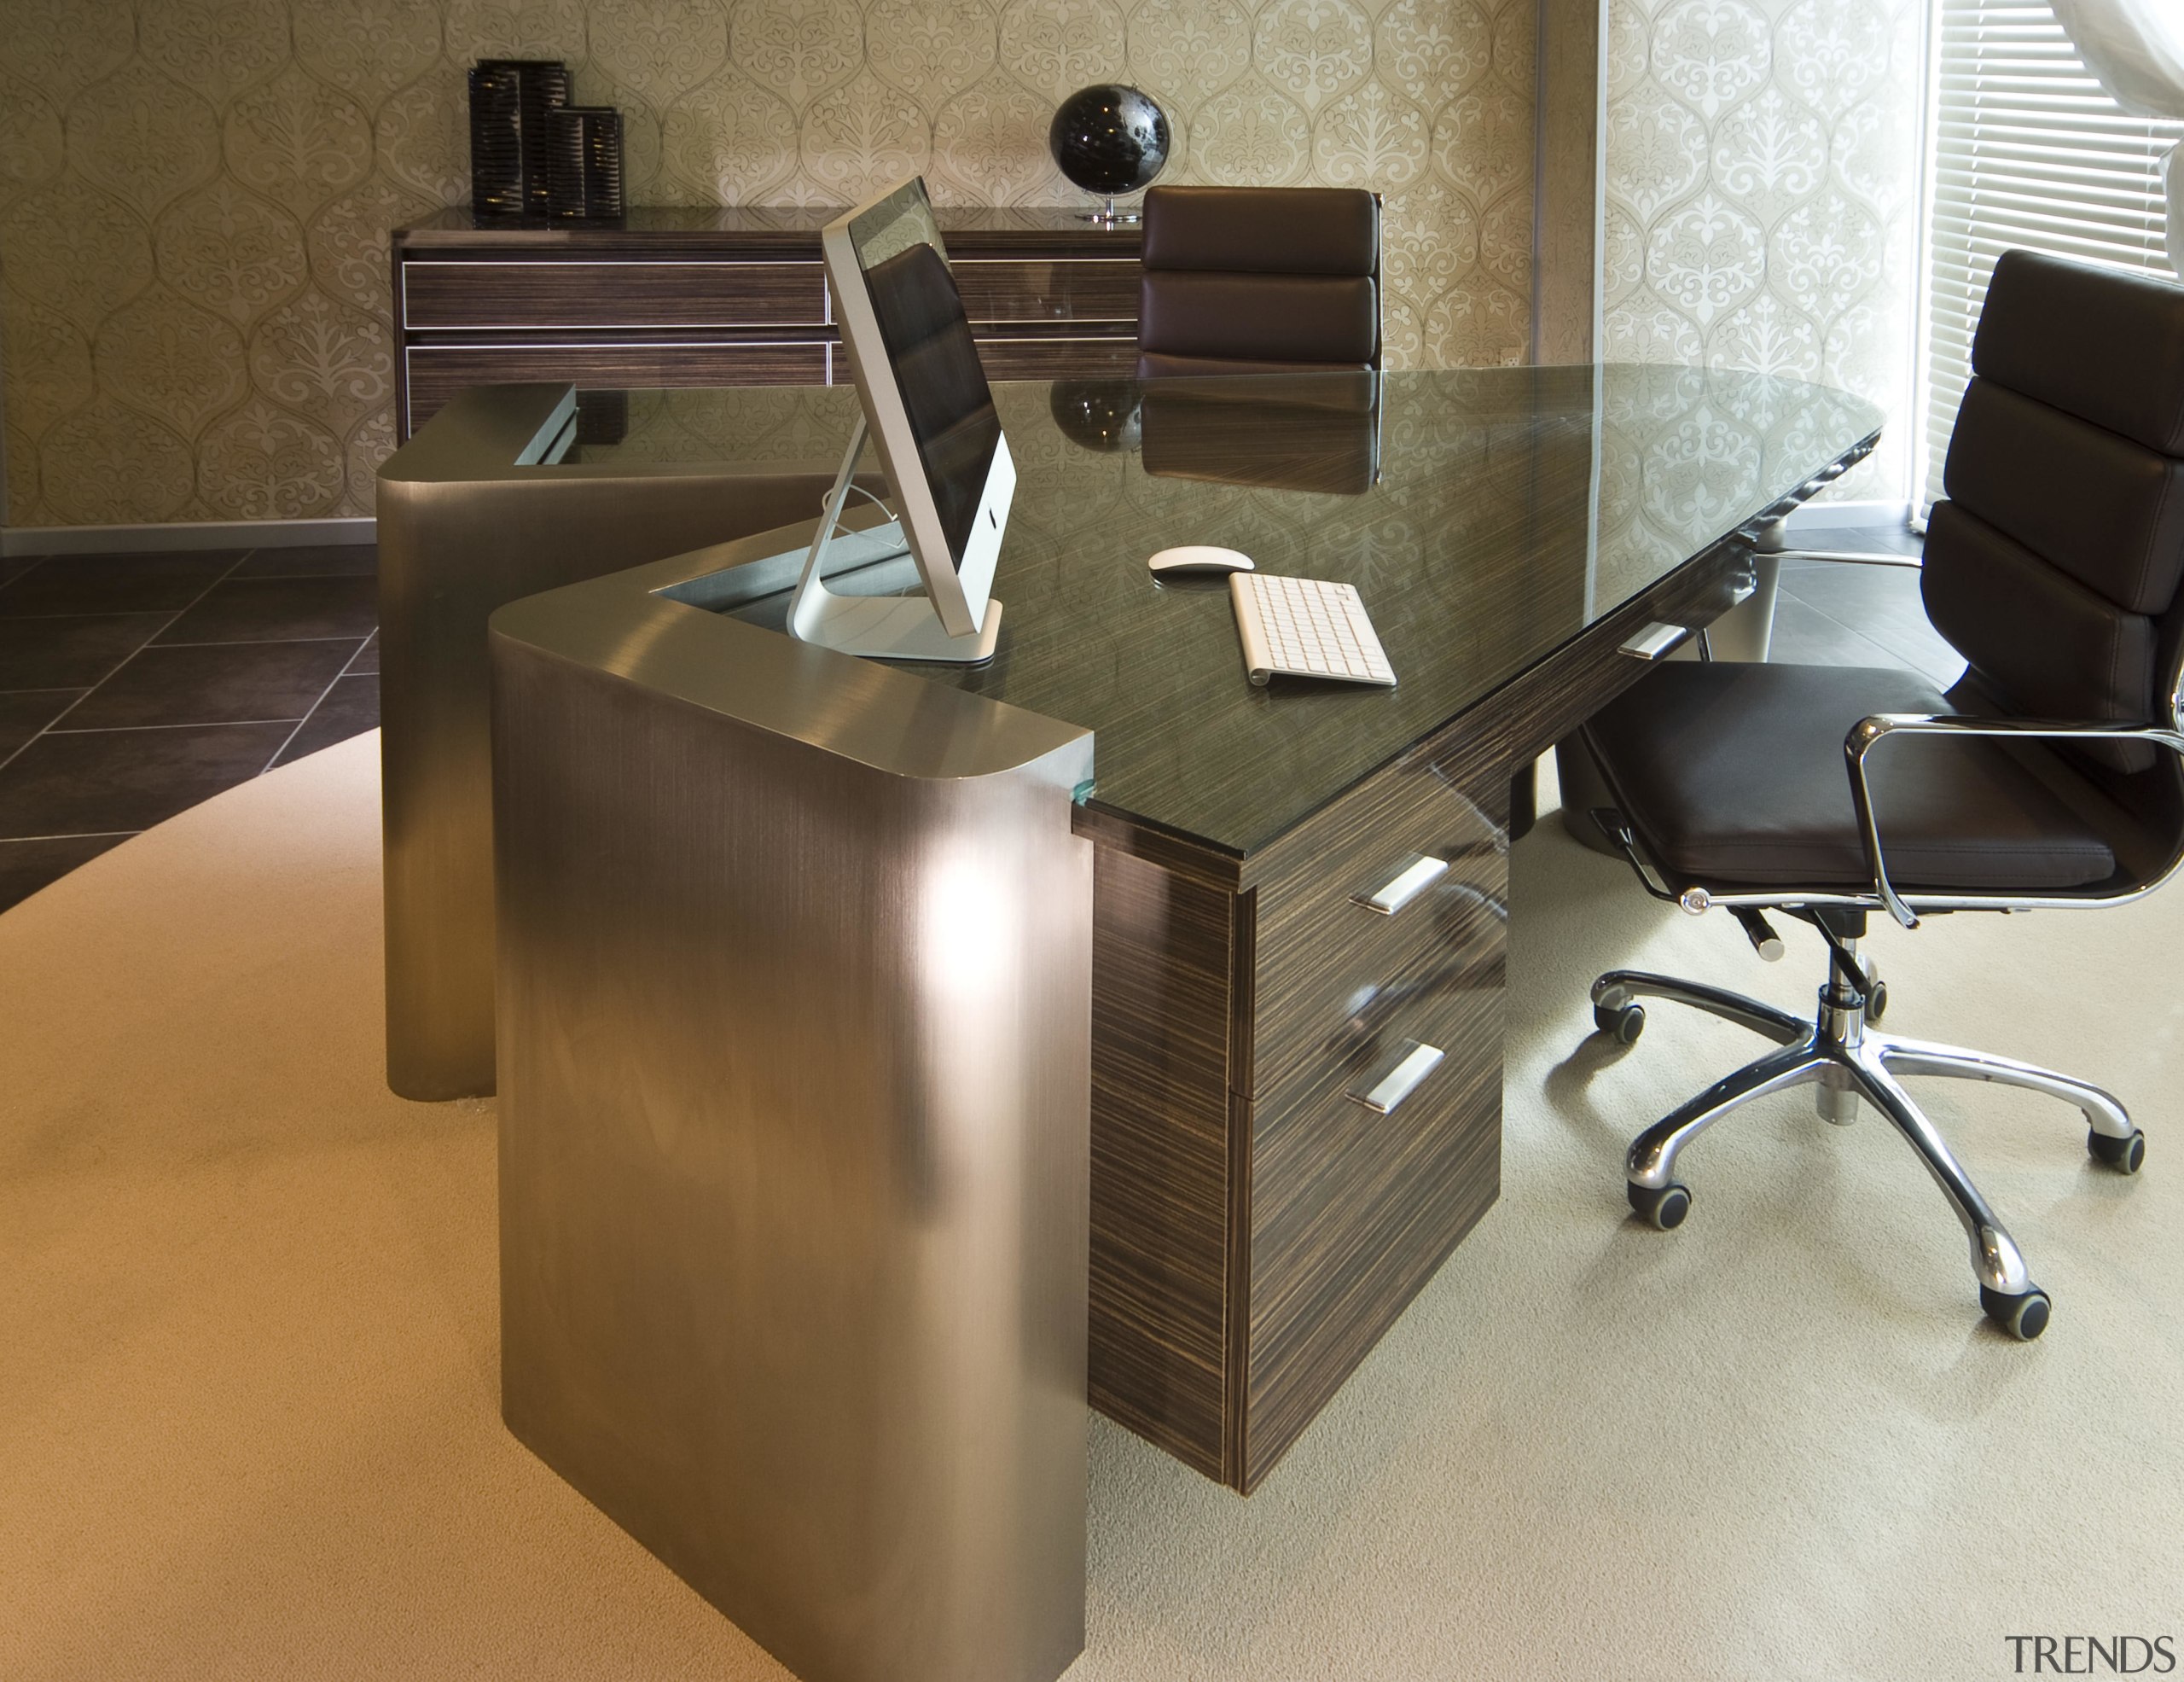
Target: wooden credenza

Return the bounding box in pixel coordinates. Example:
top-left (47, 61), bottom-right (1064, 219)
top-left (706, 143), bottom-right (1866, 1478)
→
top-left (392, 206), bottom-right (1144, 439)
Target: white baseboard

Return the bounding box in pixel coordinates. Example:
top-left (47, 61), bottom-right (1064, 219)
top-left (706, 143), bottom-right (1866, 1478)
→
top-left (1, 516), bottom-right (375, 558)
top-left (1781, 498), bottom-right (1909, 534)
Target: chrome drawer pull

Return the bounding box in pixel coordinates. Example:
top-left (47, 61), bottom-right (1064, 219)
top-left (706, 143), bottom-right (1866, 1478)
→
top-left (1351, 853), bottom-right (1449, 916)
top-left (1349, 1041), bottom-right (1445, 1115)
top-left (1618, 621), bottom-right (1693, 661)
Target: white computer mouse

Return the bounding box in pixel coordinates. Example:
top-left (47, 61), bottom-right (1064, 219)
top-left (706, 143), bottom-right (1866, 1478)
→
top-left (1147, 544), bottom-right (1254, 575)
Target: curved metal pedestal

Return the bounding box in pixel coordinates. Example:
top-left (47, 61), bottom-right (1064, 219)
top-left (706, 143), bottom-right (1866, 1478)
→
top-left (376, 382), bottom-right (874, 1099)
top-left (491, 563), bottom-right (1095, 1682)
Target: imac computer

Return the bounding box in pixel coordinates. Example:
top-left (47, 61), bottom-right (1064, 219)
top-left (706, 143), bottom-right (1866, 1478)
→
top-left (789, 178), bottom-right (1016, 664)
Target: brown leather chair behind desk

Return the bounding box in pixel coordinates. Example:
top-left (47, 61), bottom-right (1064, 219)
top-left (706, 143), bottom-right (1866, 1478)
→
top-left (1136, 186), bottom-right (1380, 378)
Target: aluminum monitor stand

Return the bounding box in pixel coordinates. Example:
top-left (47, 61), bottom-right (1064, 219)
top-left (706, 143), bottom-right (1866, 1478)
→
top-left (787, 416), bottom-right (1003, 664)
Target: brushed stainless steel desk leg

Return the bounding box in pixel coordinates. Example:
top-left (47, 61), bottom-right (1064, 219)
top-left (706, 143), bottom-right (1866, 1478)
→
top-left (376, 383), bottom-right (854, 1101)
top-left (491, 636), bottom-right (1094, 1682)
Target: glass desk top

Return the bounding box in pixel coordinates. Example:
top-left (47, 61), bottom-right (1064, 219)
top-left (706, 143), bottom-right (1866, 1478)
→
top-left (542, 366), bottom-right (1881, 856)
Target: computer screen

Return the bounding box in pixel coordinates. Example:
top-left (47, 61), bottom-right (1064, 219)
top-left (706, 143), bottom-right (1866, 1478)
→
top-left (840, 184), bottom-right (1003, 574)
top-left (806, 177), bottom-right (1014, 661)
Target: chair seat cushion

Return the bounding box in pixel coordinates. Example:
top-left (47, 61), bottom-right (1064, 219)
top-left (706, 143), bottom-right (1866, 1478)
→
top-left (1582, 661), bottom-right (2117, 893)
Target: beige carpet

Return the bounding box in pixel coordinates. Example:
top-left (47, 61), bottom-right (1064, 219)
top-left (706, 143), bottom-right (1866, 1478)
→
top-left (3, 730), bottom-right (2179, 1681)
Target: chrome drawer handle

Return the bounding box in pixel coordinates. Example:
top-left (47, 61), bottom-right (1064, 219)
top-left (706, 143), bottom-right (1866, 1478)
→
top-left (1350, 853), bottom-right (1449, 917)
top-left (1618, 621), bottom-right (1693, 661)
top-left (1349, 1041), bottom-right (1445, 1115)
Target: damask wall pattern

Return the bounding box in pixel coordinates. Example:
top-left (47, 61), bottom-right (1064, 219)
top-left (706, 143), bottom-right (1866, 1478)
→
top-left (0, 0), bottom-right (1539, 528)
top-left (1600, 0), bottom-right (1923, 502)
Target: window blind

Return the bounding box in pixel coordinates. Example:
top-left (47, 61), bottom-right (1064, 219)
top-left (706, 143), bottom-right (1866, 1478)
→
top-left (1920, 0), bottom-right (2183, 507)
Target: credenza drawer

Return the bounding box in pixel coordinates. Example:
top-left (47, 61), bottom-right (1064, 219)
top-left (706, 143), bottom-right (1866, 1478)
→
top-left (973, 334), bottom-right (1139, 381)
top-left (404, 340), bottom-right (829, 432)
top-left (953, 258), bottom-right (1140, 326)
top-left (402, 260), bottom-right (829, 330)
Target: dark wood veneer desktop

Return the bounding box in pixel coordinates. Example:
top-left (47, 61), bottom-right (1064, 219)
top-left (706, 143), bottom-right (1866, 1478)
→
top-left (392, 206), bottom-right (1143, 438)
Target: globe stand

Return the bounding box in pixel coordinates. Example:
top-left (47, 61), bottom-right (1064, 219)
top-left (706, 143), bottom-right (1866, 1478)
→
top-left (1077, 194), bottom-right (1141, 225)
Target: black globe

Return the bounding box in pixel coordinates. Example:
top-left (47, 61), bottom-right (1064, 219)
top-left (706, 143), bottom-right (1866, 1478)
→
top-left (1048, 84), bottom-right (1170, 198)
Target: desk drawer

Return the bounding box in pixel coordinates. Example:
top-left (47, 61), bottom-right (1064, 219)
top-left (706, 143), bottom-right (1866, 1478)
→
top-left (953, 258), bottom-right (1140, 326)
top-left (1250, 758), bottom-right (1505, 1102)
top-left (1244, 975), bottom-right (1501, 1485)
top-left (1253, 868), bottom-right (1503, 1126)
top-left (401, 259), bottom-right (828, 330)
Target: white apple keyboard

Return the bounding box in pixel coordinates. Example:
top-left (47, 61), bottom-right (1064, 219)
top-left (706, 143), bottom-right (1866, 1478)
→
top-left (1229, 572), bottom-right (1397, 688)
top-left (1148, 544), bottom-right (1254, 575)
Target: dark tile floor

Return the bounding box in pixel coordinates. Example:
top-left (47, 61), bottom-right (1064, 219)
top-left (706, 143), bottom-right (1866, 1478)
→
top-left (0, 523), bottom-right (1937, 917)
top-left (1770, 522), bottom-right (1960, 687)
top-left (0, 543), bottom-right (380, 911)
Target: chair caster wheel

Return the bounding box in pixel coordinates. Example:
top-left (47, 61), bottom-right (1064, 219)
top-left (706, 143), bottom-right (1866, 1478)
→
top-left (1628, 1180), bottom-right (1689, 1230)
top-left (1866, 980), bottom-right (1889, 1022)
top-left (1980, 1284), bottom-right (2051, 1342)
top-left (2088, 1127), bottom-right (2145, 1173)
top-left (1595, 1001), bottom-right (1645, 1045)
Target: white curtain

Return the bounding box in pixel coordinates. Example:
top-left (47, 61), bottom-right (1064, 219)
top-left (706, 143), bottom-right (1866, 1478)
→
top-left (2047, 0), bottom-right (2184, 271)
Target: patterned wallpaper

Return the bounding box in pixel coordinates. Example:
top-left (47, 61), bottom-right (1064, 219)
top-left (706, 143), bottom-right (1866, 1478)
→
top-left (1601, 0), bottom-right (1923, 501)
top-left (0, 0), bottom-right (1538, 529)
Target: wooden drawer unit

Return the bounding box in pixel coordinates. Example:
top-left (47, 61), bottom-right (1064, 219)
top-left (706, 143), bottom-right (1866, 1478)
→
top-left (1251, 880), bottom-right (1504, 1157)
top-left (973, 334), bottom-right (1139, 381)
top-left (392, 208), bottom-right (1144, 439)
top-left (1244, 978), bottom-right (1501, 1483)
top-left (1248, 760), bottom-right (1505, 1103)
top-left (1239, 756), bottom-right (1507, 1488)
top-left (403, 259), bottom-right (828, 330)
top-left (404, 341), bottom-right (829, 433)
top-left (953, 258), bottom-right (1140, 324)
top-left (1081, 750), bottom-right (1510, 1494)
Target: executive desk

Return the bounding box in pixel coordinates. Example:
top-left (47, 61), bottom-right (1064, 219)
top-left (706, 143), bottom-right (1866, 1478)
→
top-left (459, 367), bottom-right (1882, 1504)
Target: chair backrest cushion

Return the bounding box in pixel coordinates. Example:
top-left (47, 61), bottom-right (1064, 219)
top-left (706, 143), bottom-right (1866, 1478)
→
top-left (1924, 499), bottom-right (2157, 731)
top-left (1966, 247), bottom-right (2184, 455)
top-left (1141, 186), bottom-right (1380, 276)
top-left (1944, 378), bottom-right (2184, 614)
top-left (1138, 186), bottom-right (1380, 372)
top-left (1927, 251), bottom-right (2184, 774)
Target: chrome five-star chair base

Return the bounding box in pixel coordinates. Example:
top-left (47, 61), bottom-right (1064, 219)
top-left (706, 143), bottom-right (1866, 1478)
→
top-left (1589, 931), bottom-right (2146, 1342)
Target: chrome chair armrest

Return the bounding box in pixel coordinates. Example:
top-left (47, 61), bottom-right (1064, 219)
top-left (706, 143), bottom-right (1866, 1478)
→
top-left (1843, 713), bottom-right (2184, 929)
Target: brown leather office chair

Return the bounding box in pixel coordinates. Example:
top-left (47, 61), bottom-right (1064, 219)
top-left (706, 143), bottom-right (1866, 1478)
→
top-left (1577, 250), bottom-right (2184, 1340)
top-left (1136, 186), bottom-right (1380, 378)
